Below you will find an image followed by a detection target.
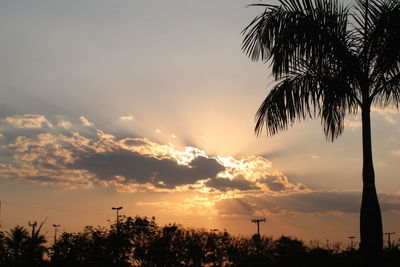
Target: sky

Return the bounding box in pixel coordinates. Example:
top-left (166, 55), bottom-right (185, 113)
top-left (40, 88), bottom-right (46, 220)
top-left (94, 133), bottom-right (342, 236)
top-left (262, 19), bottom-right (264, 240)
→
top-left (0, 0), bottom-right (399, 246)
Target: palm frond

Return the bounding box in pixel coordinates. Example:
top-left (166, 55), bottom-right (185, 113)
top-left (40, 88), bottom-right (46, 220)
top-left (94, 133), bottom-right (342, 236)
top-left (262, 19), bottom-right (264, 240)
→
top-left (366, 0), bottom-right (400, 102)
top-left (373, 66), bottom-right (400, 107)
top-left (242, 0), bottom-right (351, 79)
top-left (255, 58), bottom-right (358, 140)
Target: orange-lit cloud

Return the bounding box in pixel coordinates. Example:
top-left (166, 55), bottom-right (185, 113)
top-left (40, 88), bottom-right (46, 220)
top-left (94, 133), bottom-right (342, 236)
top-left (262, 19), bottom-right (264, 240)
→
top-left (2, 113), bottom-right (400, 219)
top-left (79, 116), bottom-right (93, 126)
top-left (58, 120), bottom-right (72, 129)
top-left (4, 114), bottom-right (53, 128)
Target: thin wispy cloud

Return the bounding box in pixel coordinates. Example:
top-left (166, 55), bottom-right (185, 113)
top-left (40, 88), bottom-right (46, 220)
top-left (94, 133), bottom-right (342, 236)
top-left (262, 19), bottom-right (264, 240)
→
top-left (80, 116), bottom-right (93, 126)
top-left (4, 114), bottom-right (53, 129)
top-left (119, 115), bottom-right (134, 121)
top-left (344, 119), bottom-right (362, 131)
top-left (58, 120), bottom-right (72, 129)
top-left (371, 107), bottom-right (399, 124)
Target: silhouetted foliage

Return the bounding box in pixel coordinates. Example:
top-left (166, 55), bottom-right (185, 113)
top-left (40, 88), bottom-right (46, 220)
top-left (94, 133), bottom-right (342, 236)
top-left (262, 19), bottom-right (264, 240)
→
top-left (1, 224), bottom-right (47, 267)
top-left (1, 217), bottom-right (400, 266)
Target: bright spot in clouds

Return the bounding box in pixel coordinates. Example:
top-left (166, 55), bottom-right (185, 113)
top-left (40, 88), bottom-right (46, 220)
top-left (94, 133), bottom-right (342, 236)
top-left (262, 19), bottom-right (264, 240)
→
top-left (119, 115), bottom-right (134, 121)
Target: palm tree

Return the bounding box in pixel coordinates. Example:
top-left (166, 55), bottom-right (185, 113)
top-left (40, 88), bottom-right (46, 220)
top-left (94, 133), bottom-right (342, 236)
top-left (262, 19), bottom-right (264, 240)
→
top-left (5, 224), bottom-right (47, 266)
top-left (26, 221), bottom-right (48, 265)
top-left (5, 226), bottom-right (29, 264)
top-left (242, 0), bottom-right (400, 264)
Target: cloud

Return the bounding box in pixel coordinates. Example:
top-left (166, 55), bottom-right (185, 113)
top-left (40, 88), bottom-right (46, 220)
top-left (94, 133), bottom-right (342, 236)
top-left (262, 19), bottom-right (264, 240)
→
top-left (390, 150), bottom-right (400, 156)
top-left (3, 114), bottom-right (399, 219)
top-left (344, 119), bottom-right (362, 131)
top-left (255, 174), bottom-right (304, 193)
top-left (0, 113), bottom-right (309, 196)
top-left (205, 175), bottom-right (260, 192)
top-left (119, 115), bottom-right (134, 121)
top-left (344, 106), bottom-right (400, 130)
top-left (0, 117), bottom-right (228, 191)
top-left (371, 107), bottom-right (399, 124)
top-left (214, 191), bottom-right (400, 217)
top-left (4, 114), bottom-right (53, 128)
top-left (58, 120), bottom-right (72, 129)
top-left (73, 150), bottom-right (225, 188)
top-left (120, 138), bottom-right (148, 148)
top-left (79, 116), bottom-right (93, 126)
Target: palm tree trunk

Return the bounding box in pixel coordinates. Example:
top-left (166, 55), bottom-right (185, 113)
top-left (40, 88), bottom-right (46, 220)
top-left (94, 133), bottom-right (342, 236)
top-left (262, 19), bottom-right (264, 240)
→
top-left (360, 103), bottom-right (383, 266)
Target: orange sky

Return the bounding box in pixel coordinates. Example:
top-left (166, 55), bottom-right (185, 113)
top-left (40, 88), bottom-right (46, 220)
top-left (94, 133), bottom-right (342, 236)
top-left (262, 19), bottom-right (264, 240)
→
top-left (0, 0), bottom-right (399, 245)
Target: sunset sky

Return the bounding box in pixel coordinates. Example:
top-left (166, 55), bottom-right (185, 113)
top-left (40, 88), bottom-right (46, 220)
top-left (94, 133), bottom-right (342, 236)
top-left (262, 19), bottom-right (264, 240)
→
top-left (0, 0), bottom-right (399, 245)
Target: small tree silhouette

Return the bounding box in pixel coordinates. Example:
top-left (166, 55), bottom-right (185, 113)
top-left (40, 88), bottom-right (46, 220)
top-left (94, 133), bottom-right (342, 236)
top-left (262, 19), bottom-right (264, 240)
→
top-left (4, 224), bottom-right (47, 267)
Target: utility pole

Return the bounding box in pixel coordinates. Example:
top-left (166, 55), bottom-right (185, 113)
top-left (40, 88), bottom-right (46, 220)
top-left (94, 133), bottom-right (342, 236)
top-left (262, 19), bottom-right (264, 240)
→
top-left (384, 232), bottom-right (396, 248)
top-left (53, 224), bottom-right (61, 243)
top-left (251, 218), bottom-right (265, 248)
top-left (112, 207), bottom-right (123, 232)
top-left (111, 207), bottom-right (123, 264)
top-left (28, 221), bottom-right (37, 237)
top-left (348, 236), bottom-right (356, 249)
top-left (251, 218), bottom-right (266, 237)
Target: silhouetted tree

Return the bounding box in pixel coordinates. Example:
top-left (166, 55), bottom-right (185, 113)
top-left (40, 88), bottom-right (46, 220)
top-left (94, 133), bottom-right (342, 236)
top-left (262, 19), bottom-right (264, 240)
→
top-left (121, 216), bottom-right (158, 265)
top-left (0, 231), bottom-right (7, 266)
top-left (4, 226), bottom-right (29, 266)
top-left (3, 224), bottom-right (47, 266)
top-left (272, 236), bottom-right (306, 266)
top-left (19, 214), bottom-right (395, 266)
top-left (242, 0), bottom-right (400, 265)
top-left (50, 225), bottom-right (128, 267)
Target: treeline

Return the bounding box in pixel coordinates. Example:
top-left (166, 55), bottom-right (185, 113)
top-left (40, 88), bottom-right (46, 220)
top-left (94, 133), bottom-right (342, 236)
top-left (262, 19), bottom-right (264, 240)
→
top-left (0, 216), bottom-right (399, 266)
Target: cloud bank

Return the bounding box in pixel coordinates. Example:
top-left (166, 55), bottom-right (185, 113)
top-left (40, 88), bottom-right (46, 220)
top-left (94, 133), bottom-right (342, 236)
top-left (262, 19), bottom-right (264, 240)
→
top-left (1, 114), bottom-right (400, 218)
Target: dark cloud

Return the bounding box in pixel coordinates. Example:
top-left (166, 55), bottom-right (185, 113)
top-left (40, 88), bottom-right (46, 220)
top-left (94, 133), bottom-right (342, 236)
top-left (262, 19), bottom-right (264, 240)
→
top-left (206, 175), bottom-right (260, 192)
top-left (266, 182), bottom-right (286, 192)
top-left (215, 191), bottom-right (400, 216)
top-left (256, 176), bottom-right (288, 192)
top-left (72, 149), bottom-right (225, 188)
top-left (120, 138), bottom-right (147, 147)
